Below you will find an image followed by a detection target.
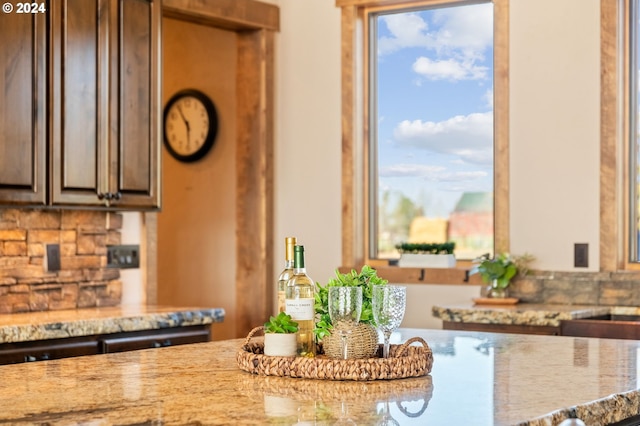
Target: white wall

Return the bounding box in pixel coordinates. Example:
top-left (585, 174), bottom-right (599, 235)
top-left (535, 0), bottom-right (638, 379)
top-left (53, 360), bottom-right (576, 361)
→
top-left (509, 0), bottom-right (601, 271)
top-left (272, 0), bottom-right (343, 284)
top-left (120, 212), bottom-right (144, 306)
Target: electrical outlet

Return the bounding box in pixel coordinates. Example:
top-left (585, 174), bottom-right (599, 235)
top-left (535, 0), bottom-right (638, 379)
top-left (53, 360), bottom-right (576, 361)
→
top-left (107, 245), bottom-right (140, 269)
top-left (574, 243), bottom-right (588, 268)
top-left (45, 244), bottom-right (61, 272)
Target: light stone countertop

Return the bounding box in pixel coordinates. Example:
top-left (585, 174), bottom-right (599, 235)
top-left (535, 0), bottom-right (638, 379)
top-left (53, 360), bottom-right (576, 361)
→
top-left (0, 328), bottom-right (639, 425)
top-left (432, 303), bottom-right (615, 326)
top-left (0, 305), bottom-right (226, 344)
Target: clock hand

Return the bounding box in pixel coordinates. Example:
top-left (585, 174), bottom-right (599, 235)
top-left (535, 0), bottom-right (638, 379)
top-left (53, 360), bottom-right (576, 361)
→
top-left (177, 105), bottom-right (190, 132)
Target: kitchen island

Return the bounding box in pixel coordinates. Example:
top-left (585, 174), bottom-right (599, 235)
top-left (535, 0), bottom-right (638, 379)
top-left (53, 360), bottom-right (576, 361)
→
top-left (1, 328), bottom-right (639, 425)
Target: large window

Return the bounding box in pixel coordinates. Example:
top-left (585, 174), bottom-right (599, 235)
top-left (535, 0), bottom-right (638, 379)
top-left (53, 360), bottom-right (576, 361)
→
top-left (338, 0), bottom-right (508, 270)
top-left (369, 2), bottom-right (495, 261)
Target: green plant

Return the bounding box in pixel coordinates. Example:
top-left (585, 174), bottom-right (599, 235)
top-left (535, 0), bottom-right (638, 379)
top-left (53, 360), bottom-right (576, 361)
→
top-left (395, 241), bottom-right (455, 255)
top-left (314, 265), bottom-right (388, 340)
top-left (264, 311), bottom-right (298, 334)
top-left (473, 252), bottom-right (535, 289)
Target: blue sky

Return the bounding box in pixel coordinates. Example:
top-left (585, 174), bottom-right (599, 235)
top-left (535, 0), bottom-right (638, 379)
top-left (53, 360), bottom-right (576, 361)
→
top-left (375, 2), bottom-right (494, 218)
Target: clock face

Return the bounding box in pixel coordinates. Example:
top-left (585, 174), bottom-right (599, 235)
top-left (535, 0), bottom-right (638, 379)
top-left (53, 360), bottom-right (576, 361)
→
top-left (163, 89), bottom-right (218, 162)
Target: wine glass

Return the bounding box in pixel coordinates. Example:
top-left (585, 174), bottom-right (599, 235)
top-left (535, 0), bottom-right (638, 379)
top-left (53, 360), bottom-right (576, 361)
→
top-left (372, 285), bottom-right (407, 358)
top-left (328, 286), bottom-right (363, 359)
top-left (376, 401), bottom-right (400, 426)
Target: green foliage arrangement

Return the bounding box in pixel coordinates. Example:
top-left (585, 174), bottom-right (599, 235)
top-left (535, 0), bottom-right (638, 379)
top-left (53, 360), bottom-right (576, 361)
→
top-left (264, 311), bottom-right (298, 334)
top-left (314, 265), bottom-right (388, 340)
top-left (395, 241), bottom-right (456, 255)
top-left (473, 252), bottom-right (535, 289)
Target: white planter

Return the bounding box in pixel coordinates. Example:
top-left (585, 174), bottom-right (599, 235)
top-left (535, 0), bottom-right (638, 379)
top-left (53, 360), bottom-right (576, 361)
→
top-left (398, 253), bottom-right (456, 268)
top-left (264, 333), bottom-right (297, 357)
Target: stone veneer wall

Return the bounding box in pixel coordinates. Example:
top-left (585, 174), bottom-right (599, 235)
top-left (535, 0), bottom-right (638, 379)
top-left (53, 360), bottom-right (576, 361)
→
top-left (510, 270), bottom-right (640, 306)
top-left (0, 209), bottom-right (122, 314)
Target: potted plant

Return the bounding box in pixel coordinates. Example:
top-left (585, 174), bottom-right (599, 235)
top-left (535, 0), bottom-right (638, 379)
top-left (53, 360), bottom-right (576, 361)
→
top-left (395, 242), bottom-right (456, 268)
top-left (472, 252), bottom-right (534, 298)
top-left (263, 311), bottom-right (298, 357)
top-left (314, 265), bottom-right (387, 359)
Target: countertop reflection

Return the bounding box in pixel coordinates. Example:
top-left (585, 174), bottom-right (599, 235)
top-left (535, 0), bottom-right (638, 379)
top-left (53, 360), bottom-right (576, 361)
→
top-left (0, 328), bottom-right (639, 425)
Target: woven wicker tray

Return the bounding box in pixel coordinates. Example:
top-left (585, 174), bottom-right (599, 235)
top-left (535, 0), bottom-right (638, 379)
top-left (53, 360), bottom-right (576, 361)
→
top-left (236, 326), bottom-right (434, 381)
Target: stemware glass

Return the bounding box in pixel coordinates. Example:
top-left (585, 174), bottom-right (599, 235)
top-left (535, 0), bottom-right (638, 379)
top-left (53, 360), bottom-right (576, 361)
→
top-left (376, 401), bottom-right (400, 426)
top-left (328, 286), bottom-right (363, 359)
top-left (372, 285), bottom-right (407, 358)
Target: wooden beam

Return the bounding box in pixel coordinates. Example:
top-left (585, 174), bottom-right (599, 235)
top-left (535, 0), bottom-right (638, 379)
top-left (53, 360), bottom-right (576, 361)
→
top-left (600, 0), bottom-right (620, 271)
top-left (235, 29), bottom-right (275, 337)
top-left (163, 0), bottom-right (279, 31)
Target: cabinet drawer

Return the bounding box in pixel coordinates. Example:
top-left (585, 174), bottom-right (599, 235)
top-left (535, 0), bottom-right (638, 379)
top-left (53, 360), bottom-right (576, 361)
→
top-left (100, 326), bottom-right (211, 353)
top-left (0, 337), bottom-right (100, 365)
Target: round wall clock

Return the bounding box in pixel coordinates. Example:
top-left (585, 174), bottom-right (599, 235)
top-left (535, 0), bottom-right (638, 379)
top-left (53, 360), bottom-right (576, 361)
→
top-left (163, 89), bottom-right (218, 162)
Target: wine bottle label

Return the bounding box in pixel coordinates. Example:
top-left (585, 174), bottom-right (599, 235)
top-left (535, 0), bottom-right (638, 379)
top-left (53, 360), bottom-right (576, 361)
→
top-left (285, 298), bottom-right (314, 321)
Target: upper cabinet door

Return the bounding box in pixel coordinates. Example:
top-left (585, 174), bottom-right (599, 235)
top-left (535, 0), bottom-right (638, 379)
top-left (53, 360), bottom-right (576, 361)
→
top-left (108, 0), bottom-right (161, 209)
top-left (51, 0), bottom-right (161, 209)
top-left (50, 0), bottom-right (107, 206)
top-left (0, 12), bottom-right (47, 205)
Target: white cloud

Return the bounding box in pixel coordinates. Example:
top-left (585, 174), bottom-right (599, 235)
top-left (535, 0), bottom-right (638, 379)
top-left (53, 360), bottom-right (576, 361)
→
top-left (379, 5), bottom-right (492, 56)
top-left (378, 13), bottom-right (431, 55)
top-left (379, 164), bottom-right (445, 177)
top-left (392, 111), bottom-right (493, 165)
top-left (431, 5), bottom-right (493, 55)
top-left (378, 4), bottom-right (493, 82)
top-left (412, 57), bottom-right (488, 81)
top-left (434, 170), bottom-right (488, 182)
top-left (379, 163), bottom-right (488, 184)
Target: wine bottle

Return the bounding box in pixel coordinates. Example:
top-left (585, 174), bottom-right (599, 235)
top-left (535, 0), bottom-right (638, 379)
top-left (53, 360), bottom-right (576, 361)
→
top-left (277, 237), bottom-right (296, 313)
top-left (285, 245), bottom-right (316, 357)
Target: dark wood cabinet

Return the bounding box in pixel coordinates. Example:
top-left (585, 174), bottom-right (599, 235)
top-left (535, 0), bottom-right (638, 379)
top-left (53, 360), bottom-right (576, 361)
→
top-left (0, 325), bottom-right (210, 365)
top-left (0, 0), bottom-right (161, 210)
top-left (0, 336), bottom-right (100, 365)
top-left (0, 12), bottom-right (47, 205)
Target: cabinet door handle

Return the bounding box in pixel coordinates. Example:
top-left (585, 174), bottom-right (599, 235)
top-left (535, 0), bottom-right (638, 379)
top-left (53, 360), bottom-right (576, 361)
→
top-left (97, 192), bottom-right (122, 202)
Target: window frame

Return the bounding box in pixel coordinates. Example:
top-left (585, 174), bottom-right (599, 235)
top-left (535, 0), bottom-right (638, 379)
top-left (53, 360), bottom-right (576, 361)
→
top-left (628, 0), bottom-right (639, 265)
top-left (337, 0), bottom-right (510, 274)
top-left (601, 0), bottom-right (638, 272)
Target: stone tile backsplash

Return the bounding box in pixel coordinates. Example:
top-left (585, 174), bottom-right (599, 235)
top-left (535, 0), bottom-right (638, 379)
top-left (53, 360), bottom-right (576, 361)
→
top-left (510, 270), bottom-right (640, 306)
top-left (0, 209), bottom-right (122, 314)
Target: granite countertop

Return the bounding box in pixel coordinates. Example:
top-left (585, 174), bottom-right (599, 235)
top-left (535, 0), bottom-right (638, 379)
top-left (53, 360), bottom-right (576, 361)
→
top-left (432, 303), bottom-right (618, 327)
top-left (1, 328), bottom-right (639, 425)
top-left (0, 305), bottom-right (226, 344)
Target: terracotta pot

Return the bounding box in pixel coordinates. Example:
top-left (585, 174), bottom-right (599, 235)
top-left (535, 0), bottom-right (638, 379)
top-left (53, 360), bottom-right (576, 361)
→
top-left (264, 333), bottom-right (297, 357)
